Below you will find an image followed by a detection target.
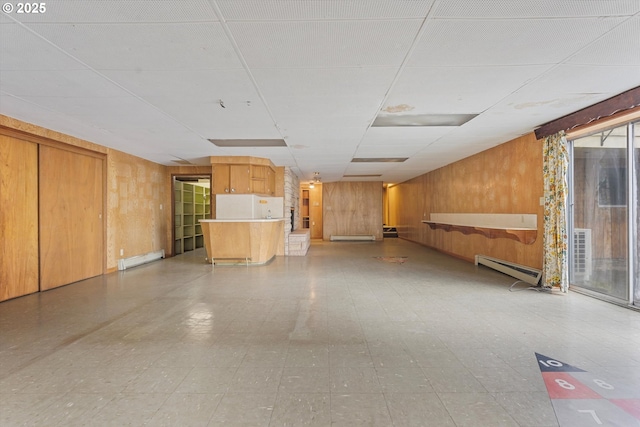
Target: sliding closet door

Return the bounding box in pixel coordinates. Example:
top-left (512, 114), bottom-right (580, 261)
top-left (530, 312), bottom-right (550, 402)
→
top-left (0, 135), bottom-right (39, 301)
top-left (39, 145), bottom-right (104, 290)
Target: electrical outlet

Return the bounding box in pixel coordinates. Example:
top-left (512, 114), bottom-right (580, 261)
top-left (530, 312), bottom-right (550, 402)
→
top-left (120, 249), bottom-right (124, 256)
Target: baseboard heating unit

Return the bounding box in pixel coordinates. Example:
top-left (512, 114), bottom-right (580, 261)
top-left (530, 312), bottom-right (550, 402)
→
top-left (118, 249), bottom-right (165, 271)
top-left (330, 235), bottom-right (375, 242)
top-left (475, 254), bottom-right (542, 286)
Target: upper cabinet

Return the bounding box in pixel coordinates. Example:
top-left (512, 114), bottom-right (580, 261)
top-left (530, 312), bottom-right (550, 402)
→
top-left (210, 156), bottom-right (276, 196)
top-left (213, 164), bottom-right (251, 194)
top-left (250, 165), bottom-right (276, 196)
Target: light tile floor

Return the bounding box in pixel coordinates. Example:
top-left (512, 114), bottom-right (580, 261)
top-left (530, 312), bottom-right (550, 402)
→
top-left (1, 239), bottom-right (639, 426)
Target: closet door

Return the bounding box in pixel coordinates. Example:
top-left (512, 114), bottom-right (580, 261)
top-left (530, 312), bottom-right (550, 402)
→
top-left (0, 135), bottom-right (39, 301)
top-left (39, 145), bottom-right (104, 290)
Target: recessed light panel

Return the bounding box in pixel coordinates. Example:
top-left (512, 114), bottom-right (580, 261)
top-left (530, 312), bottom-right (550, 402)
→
top-left (343, 174), bottom-right (383, 177)
top-left (351, 158), bottom-right (408, 163)
top-left (208, 139), bottom-right (287, 147)
top-left (372, 113), bottom-right (478, 127)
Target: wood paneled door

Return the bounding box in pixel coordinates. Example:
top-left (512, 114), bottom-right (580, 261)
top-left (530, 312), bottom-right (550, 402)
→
top-left (0, 135), bottom-right (39, 301)
top-left (39, 145), bottom-right (104, 290)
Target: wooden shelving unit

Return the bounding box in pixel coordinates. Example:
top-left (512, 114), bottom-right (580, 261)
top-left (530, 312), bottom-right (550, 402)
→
top-left (301, 189), bottom-right (310, 229)
top-left (174, 181), bottom-right (211, 254)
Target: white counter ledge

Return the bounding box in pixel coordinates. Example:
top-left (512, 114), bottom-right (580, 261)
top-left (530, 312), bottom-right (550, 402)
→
top-left (200, 218), bottom-right (284, 223)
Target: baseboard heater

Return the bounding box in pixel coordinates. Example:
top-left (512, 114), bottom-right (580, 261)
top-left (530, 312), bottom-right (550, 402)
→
top-left (118, 249), bottom-right (165, 271)
top-left (330, 235), bottom-right (375, 242)
top-left (475, 254), bottom-right (542, 285)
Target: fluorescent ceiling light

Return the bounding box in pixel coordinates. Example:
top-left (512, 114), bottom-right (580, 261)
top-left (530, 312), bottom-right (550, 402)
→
top-left (351, 158), bottom-right (408, 163)
top-left (372, 114), bottom-right (477, 127)
top-left (343, 174), bottom-right (382, 177)
top-left (208, 139), bottom-right (287, 147)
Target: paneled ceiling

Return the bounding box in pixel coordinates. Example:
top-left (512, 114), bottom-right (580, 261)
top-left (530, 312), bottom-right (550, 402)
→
top-left (1, 1), bottom-right (639, 184)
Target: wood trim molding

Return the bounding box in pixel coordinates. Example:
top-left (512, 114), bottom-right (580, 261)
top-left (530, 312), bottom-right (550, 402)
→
top-left (566, 106), bottom-right (640, 140)
top-left (534, 86), bottom-right (640, 140)
top-left (0, 125), bottom-right (106, 159)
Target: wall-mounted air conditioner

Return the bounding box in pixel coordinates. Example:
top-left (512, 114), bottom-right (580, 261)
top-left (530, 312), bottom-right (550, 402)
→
top-left (573, 228), bottom-right (592, 281)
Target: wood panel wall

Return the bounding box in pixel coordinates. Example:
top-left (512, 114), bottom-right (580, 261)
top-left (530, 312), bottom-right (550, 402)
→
top-left (323, 182), bottom-right (383, 241)
top-left (106, 150), bottom-right (172, 268)
top-left (0, 135), bottom-right (39, 301)
top-left (389, 133), bottom-right (544, 268)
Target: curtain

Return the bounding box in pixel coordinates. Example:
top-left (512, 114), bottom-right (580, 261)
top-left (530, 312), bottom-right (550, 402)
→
top-left (543, 131), bottom-right (569, 292)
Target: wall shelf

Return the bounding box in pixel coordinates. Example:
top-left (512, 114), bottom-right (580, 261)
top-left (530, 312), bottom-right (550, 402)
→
top-left (422, 213), bottom-right (537, 245)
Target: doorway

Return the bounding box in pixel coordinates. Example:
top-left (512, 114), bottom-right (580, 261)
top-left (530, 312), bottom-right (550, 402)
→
top-left (173, 175), bottom-right (211, 255)
top-left (301, 183), bottom-right (323, 239)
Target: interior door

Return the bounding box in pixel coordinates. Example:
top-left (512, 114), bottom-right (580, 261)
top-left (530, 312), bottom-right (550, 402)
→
top-left (39, 145), bottom-right (104, 290)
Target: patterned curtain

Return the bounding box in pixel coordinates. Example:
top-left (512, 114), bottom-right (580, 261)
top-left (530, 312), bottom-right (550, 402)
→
top-left (543, 131), bottom-right (569, 292)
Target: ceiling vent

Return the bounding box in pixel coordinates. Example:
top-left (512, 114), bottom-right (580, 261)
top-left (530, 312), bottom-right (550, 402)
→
top-left (372, 113), bottom-right (477, 127)
top-left (351, 158), bottom-right (408, 163)
top-left (208, 139), bottom-right (287, 147)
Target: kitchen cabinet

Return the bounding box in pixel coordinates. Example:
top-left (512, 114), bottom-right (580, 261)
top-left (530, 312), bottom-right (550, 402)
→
top-left (212, 164), bottom-right (251, 194)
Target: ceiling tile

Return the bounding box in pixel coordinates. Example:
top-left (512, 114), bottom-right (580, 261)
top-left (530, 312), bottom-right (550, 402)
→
top-left (432, 0), bottom-right (640, 18)
top-left (1, 69), bottom-right (131, 98)
top-left (0, 23), bottom-right (83, 70)
top-left (409, 17), bottom-right (626, 67)
top-left (103, 69), bottom-right (256, 99)
top-left (28, 22), bottom-right (242, 70)
top-left (217, 0), bottom-right (436, 20)
top-left (384, 65), bottom-right (552, 114)
top-left (251, 67), bottom-right (397, 129)
top-left (7, 0), bottom-right (219, 23)
top-left (568, 16), bottom-right (640, 66)
top-left (228, 20), bottom-right (422, 68)
top-left (353, 145), bottom-right (425, 158)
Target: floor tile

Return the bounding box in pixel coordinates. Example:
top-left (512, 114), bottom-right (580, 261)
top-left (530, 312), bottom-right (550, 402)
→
top-left (87, 393), bottom-right (169, 426)
top-left (208, 392), bottom-right (276, 426)
top-left (493, 391), bottom-right (559, 426)
top-left (438, 392), bottom-right (519, 427)
top-left (422, 366), bottom-right (488, 393)
top-left (270, 392), bottom-right (331, 426)
top-left (175, 367), bottom-right (237, 393)
top-left (285, 344), bottom-right (330, 367)
top-left (375, 367), bottom-right (433, 393)
top-left (330, 393), bottom-right (392, 426)
top-left (2, 240), bottom-right (640, 426)
top-left (147, 393), bottom-right (223, 426)
top-left (229, 366), bottom-right (284, 393)
top-left (279, 367), bottom-right (331, 393)
top-left (385, 392), bottom-right (456, 427)
top-left (330, 367), bottom-right (382, 393)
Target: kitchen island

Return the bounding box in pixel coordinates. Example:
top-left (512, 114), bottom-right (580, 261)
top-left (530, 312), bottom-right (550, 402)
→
top-left (199, 218), bottom-right (284, 265)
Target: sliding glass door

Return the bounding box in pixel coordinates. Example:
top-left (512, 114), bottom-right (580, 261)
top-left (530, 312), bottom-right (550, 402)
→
top-left (634, 122), bottom-right (639, 306)
top-left (571, 122), bottom-right (637, 303)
